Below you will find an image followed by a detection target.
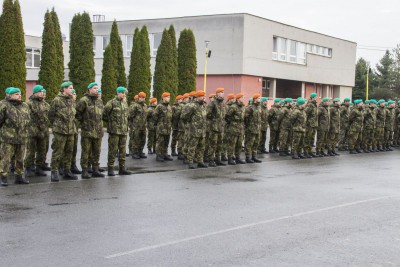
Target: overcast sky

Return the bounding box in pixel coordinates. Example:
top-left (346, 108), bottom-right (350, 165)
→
top-left (21, 0), bottom-right (399, 67)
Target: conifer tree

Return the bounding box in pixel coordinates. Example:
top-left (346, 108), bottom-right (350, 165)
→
top-left (140, 26), bottom-right (151, 99)
top-left (13, 0), bottom-right (26, 100)
top-left (128, 27), bottom-right (141, 97)
top-left (51, 7), bottom-right (64, 87)
top-left (101, 44), bottom-right (117, 104)
top-left (178, 29), bottom-right (197, 95)
top-left (168, 25), bottom-right (178, 95)
top-left (110, 20), bottom-right (126, 87)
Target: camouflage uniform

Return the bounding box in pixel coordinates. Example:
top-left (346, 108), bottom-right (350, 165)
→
top-left (206, 97), bottom-right (225, 162)
top-left (268, 104), bottom-right (281, 152)
top-left (177, 102), bottom-right (187, 157)
top-left (290, 106), bottom-right (306, 156)
top-left (316, 104), bottom-right (330, 155)
top-left (338, 104), bottom-right (350, 150)
top-left (304, 100), bottom-right (317, 155)
top-left (154, 102), bottom-right (173, 159)
top-left (258, 104), bottom-right (269, 153)
top-left (182, 99), bottom-right (193, 159)
top-left (348, 106), bottom-right (364, 151)
top-left (0, 99), bottom-right (30, 177)
top-left (128, 101), bottom-right (147, 157)
top-left (220, 101), bottom-right (231, 160)
top-left (244, 102), bottom-right (262, 159)
top-left (278, 104), bottom-right (292, 154)
top-left (103, 97), bottom-right (129, 169)
top-left (24, 95), bottom-right (50, 169)
top-left (393, 105), bottom-right (400, 146)
top-left (49, 93), bottom-right (76, 172)
top-left (374, 105), bottom-right (386, 150)
top-left (171, 102), bottom-right (182, 155)
top-left (225, 101), bottom-right (245, 161)
top-left (363, 105), bottom-right (376, 151)
top-left (146, 103), bottom-right (157, 153)
top-left (384, 106), bottom-right (394, 150)
top-left (327, 104), bottom-right (340, 153)
top-left (75, 93), bottom-right (104, 169)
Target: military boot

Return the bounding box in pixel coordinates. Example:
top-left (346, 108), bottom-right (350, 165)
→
top-left (355, 149), bottom-right (363, 153)
top-left (35, 165), bottom-right (47, 177)
top-left (235, 158), bottom-right (246, 164)
top-left (98, 167), bottom-right (106, 172)
top-left (51, 171), bottom-right (59, 182)
top-left (58, 167), bottom-right (64, 176)
top-left (148, 148), bottom-right (153, 154)
top-left (178, 154), bottom-right (185, 160)
top-left (292, 154), bottom-right (300, 160)
top-left (363, 149), bottom-right (370, 153)
top-left (41, 163), bottom-right (51, 171)
top-left (71, 163), bottom-right (82, 174)
top-left (92, 166), bottom-right (105, 178)
top-left (349, 149), bottom-right (358, 154)
top-left (156, 155), bottom-right (165, 162)
top-left (188, 163), bottom-right (197, 169)
top-left (246, 157), bottom-right (254, 163)
top-left (298, 153), bottom-right (306, 159)
top-left (228, 157), bottom-right (236, 165)
top-left (14, 174), bottom-right (29, 184)
top-left (171, 149), bottom-right (178, 156)
top-left (321, 151), bottom-right (328, 156)
top-left (333, 150), bottom-right (340, 156)
top-left (197, 162), bottom-right (208, 168)
top-left (269, 145), bottom-right (275, 153)
top-left (140, 152), bottom-right (147, 158)
top-left (1, 175), bottom-right (8, 186)
top-left (252, 157), bottom-right (262, 163)
top-left (132, 152), bottom-right (141, 159)
top-left (24, 165), bottom-right (35, 177)
top-left (164, 155), bottom-right (173, 161)
top-left (81, 168), bottom-right (91, 179)
top-left (215, 159), bottom-right (226, 166)
top-left (119, 167), bottom-right (132, 175)
top-left (279, 151), bottom-right (287, 156)
top-left (108, 168), bottom-right (115, 176)
top-left (208, 160), bottom-right (217, 167)
top-left (63, 169), bottom-right (78, 180)
top-left (328, 150), bottom-right (335, 156)
top-left (221, 155), bottom-right (228, 161)
top-left (88, 166), bottom-right (93, 173)
top-left (273, 147), bottom-right (280, 153)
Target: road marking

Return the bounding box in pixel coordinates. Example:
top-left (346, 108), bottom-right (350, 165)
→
top-left (105, 195), bottom-right (392, 259)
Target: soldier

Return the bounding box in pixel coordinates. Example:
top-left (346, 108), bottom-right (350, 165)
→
top-left (182, 91), bottom-right (197, 163)
top-left (127, 94), bottom-right (139, 156)
top-left (304, 93), bottom-right (318, 157)
top-left (363, 99), bottom-right (376, 153)
top-left (327, 98), bottom-right (341, 156)
top-left (75, 82), bottom-right (105, 179)
top-left (338, 98), bottom-right (351, 151)
top-left (24, 85), bottom-right (50, 177)
top-left (171, 95), bottom-right (183, 157)
top-left (278, 98), bottom-right (293, 156)
top-left (129, 91), bottom-right (148, 159)
top-left (0, 87), bottom-right (30, 186)
top-left (154, 92), bottom-right (173, 162)
top-left (177, 94), bottom-right (189, 159)
top-left (258, 97), bottom-right (269, 154)
top-left (103, 87), bottom-right (132, 176)
top-left (375, 99), bottom-right (386, 151)
top-left (221, 93), bottom-right (236, 161)
top-left (146, 97), bottom-right (158, 154)
top-left (67, 89), bottom-right (82, 176)
top-left (244, 93), bottom-right (262, 163)
top-left (206, 88), bottom-right (226, 167)
top-left (384, 100), bottom-right (395, 151)
top-left (181, 91), bottom-right (208, 169)
top-left (348, 99), bottom-right (364, 154)
top-left (393, 100), bottom-right (400, 147)
top-left (316, 98), bottom-right (330, 157)
top-left (225, 93), bottom-right (246, 165)
top-left (290, 98), bottom-right (307, 159)
top-left (268, 98), bottom-right (281, 153)
top-left (48, 82), bottom-right (78, 182)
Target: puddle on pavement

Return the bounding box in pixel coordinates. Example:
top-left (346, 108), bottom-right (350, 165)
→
top-left (0, 203), bottom-right (32, 212)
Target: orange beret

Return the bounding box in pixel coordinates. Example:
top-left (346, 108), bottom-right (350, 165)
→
top-left (138, 91), bottom-right (146, 98)
top-left (196, 91), bottom-right (206, 97)
top-left (182, 93), bottom-right (190, 99)
top-left (150, 98), bottom-right (157, 104)
top-left (216, 88), bottom-right (224, 93)
top-left (134, 95), bottom-right (138, 100)
top-left (176, 95), bottom-right (183, 100)
top-left (209, 94), bottom-right (216, 98)
top-left (162, 92), bottom-right (170, 98)
top-left (227, 93), bottom-right (235, 100)
top-left (235, 93), bottom-right (244, 99)
top-left (189, 91), bottom-right (196, 97)
top-left (252, 93), bottom-right (261, 99)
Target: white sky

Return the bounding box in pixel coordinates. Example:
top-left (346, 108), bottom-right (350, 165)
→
top-left (20, 0), bottom-right (400, 67)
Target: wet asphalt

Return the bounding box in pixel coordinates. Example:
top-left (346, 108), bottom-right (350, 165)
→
top-left (1, 134), bottom-right (400, 266)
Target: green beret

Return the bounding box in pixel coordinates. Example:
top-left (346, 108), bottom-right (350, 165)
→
top-left (369, 99), bottom-right (377, 104)
top-left (310, 93), bottom-right (317, 99)
top-left (274, 98), bottom-right (281, 103)
top-left (385, 102), bottom-right (388, 106)
top-left (350, 102), bottom-right (354, 106)
top-left (322, 97), bottom-right (331, 103)
top-left (280, 100), bottom-right (285, 104)
top-left (398, 100), bottom-right (400, 104)
top-left (97, 88), bottom-right (102, 93)
top-left (249, 98), bottom-right (253, 104)
top-left (344, 97), bottom-right (351, 102)
top-left (333, 98), bottom-right (340, 102)
top-left (364, 100), bottom-right (370, 104)
top-left (61, 81), bottom-right (73, 89)
top-left (284, 98), bottom-right (293, 103)
top-left (116, 86), bottom-right (128, 93)
top-left (297, 98), bottom-right (306, 105)
top-left (43, 89), bottom-right (47, 93)
top-left (5, 87), bottom-right (13, 94)
top-left (354, 99), bottom-right (363, 104)
top-left (378, 99), bottom-right (385, 104)
top-left (72, 89), bottom-right (76, 95)
top-left (8, 87), bottom-right (21, 94)
top-left (261, 97), bottom-right (268, 103)
top-left (33, 85), bottom-right (44, 94)
top-left (87, 82), bottom-right (98, 89)
top-left (388, 100), bottom-right (395, 105)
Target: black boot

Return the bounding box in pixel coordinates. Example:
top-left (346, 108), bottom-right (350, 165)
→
top-left (58, 167), bottom-right (64, 176)
top-left (260, 148), bottom-right (269, 154)
top-left (228, 157), bottom-right (236, 165)
top-left (71, 163), bottom-right (82, 174)
top-left (140, 152), bottom-right (147, 158)
top-left (98, 167), bottom-right (105, 172)
top-left (148, 148), bottom-right (153, 154)
top-left (197, 162), bottom-right (208, 168)
top-left (14, 174), bottom-right (29, 184)
top-left (1, 175), bottom-right (8, 186)
top-left (321, 151), bottom-right (328, 156)
top-left (92, 166), bottom-right (105, 178)
top-left (279, 151), bottom-right (287, 156)
top-left (119, 167), bottom-right (132, 175)
top-left (273, 147), bottom-right (280, 153)
top-left (164, 155), bottom-right (174, 161)
top-left (156, 155), bottom-right (165, 162)
top-left (246, 157), bottom-right (254, 163)
top-left (221, 155), bottom-right (228, 161)
top-left (35, 165), bottom-right (47, 177)
top-left (108, 168), bottom-right (115, 176)
top-left (208, 160), bottom-right (217, 167)
top-left (51, 171), bottom-right (59, 182)
top-left (235, 158), bottom-right (246, 164)
top-left (269, 145), bottom-right (275, 153)
top-left (252, 157), bottom-right (262, 163)
top-left (178, 154), bottom-right (185, 160)
top-left (41, 163), bottom-right (51, 171)
top-left (298, 153), bottom-right (306, 159)
top-left (189, 163), bottom-right (196, 169)
top-left (333, 150), bottom-right (340, 156)
top-left (88, 166), bottom-right (93, 173)
top-left (63, 169), bottom-right (78, 180)
top-left (24, 166), bottom-right (35, 177)
top-left (132, 152), bottom-right (141, 159)
top-left (355, 149), bottom-right (363, 153)
top-left (292, 154), bottom-right (300, 159)
top-left (81, 168), bottom-right (90, 179)
top-left (171, 149), bottom-right (178, 156)
top-left (350, 149), bottom-right (358, 154)
top-left (215, 160), bottom-right (226, 166)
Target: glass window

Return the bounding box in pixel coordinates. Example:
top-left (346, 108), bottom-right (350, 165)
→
top-left (102, 36), bottom-right (109, 51)
top-left (33, 49), bottom-right (41, 67)
top-left (278, 38), bottom-right (287, 61)
top-left (273, 37), bottom-right (277, 52)
top-left (25, 48), bottom-right (41, 68)
top-left (25, 48), bottom-right (32, 68)
top-left (93, 37), bottom-right (96, 56)
top-left (297, 42), bottom-right (306, 64)
top-left (152, 33), bottom-right (162, 57)
top-left (126, 35), bottom-right (133, 57)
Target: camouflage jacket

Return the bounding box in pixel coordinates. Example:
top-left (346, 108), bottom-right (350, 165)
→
top-left (375, 106), bottom-right (386, 128)
top-left (225, 101), bottom-right (245, 136)
top-left (394, 107), bottom-right (400, 127)
top-left (171, 102), bottom-right (182, 131)
top-left (146, 104), bottom-right (157, 131)
top-left (103, 97), bottom-right (129, 135)
top-left (181, 101), bottom-right (206, 138)
top-left (75, 93), bottom-right (104, 139)
top-left (244, 103), bottom-right (262, 134)
top-left (329, 105), bottom-right (340, 134)
top-left (290, 107), bottom-right (306, 133)
top-left (0, 99), bottom-right (30, 144)
top-left (48, 93), bottom-right (76, 135)
top-left (260, 104), bottom-right (269, 131)
top-left (154, 103), bottom-right (172, 135)
top-left (278, 105), bottom-right (292, 130)
top-left (268, 105), bottom-right (281, 130)
top-left (363, 106), bottom-right (376, 130)
top-left (339, 105), bottom-right (350, 129)
top-left (206, 97), bottom-right (225, 132)
top-left (317, 105), bottom-right (330, 131)
top-left (305, 101), bottom-right (318, 128)
top-left (177, 102), bottom-right (187, 132)
top-left (26, 95), bottom-right (50, 138)
top-left (349, 107), bottom-right (364, 132)
top-left (128, 101), bottom-right (147, 131)
top-left (385, 107), bottom-right (394, 131)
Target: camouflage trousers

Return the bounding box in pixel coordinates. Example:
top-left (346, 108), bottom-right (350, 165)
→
top-left (71, 133), bottom-right (78, 163)
top-left (269, 129), bottom-right (279, 147)
top-left (279, 128), bottom-right (291, 151)
top-left (221, 131), bottom-right (229, 158)
top-left (177, 130), bottom-right (185, 154)
top-left (292, 131), bottom-right (305, 154)
top-left (132, 129), bottom-right (146, 153)
top-left (375, 127), bottom-right (385, 148)
top-left (207, 131), bottom-right (223, 161)
top-left (384, 129), bottom-right (393, 147)
top-left (338, 127), bottom-right (349, 149)
top-left (244, 132), bottom-right (260, 157)
top-left (363, 128), bottom-right (374, 149)
top-left (203, 130), bottom-right (210, 160)
top-left (258, 130), bottom-right (267, 151)
top-left (316, 130), bottom-right (328, 153)
top-left (348, 129), bottom-right (362, 150)
top-left (80, 137), bottom-right (101, 169)
top-left (327, 131), bottom-right (339, 151)
top-left (0, 143), bottom-right (25, 176)
top-left (128, 130), bottom-right (135, 153)
top-left (107, 134), bottom-right (127, 169)
top-left (393, 127), bottom-right (399, 145)
top-left (147, 130), bottom-right (156, 152)
top-left (50, 133), bottom-right (74, 171)
top-left (227, 133), bottom-right (244, 158)
top-left (171, 129), bottom-right (180, 151)
top-left (186, 136), bottom-right (205, 163)
top-left (156, 133), bottom-right (170, 157)
top-left (304, 127), bottom-right (316, 154)
top-left (24, 136), bottom-right (47, 167)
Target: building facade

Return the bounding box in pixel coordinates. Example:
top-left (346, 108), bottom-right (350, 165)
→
top-left (92, 13), bottom-right (356, 102)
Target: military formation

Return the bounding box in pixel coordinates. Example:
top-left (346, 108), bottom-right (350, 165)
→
top-left (1, 83), bottom-right (400, 186)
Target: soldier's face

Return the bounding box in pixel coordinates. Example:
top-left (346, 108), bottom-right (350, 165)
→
top-left (217, 92), bottom-right (224, 98)
top-left (64, 85), bottom-right (74, 96)
top-left (254, 97), bottom-right (261, 103)
top-left (370, 104), bottom-right (376, 108)
top-left (237, 98), bottom-right (243, 103)
top-left (89, 86), bottom-right (98, 95)
top-left (139, 97), bottom-right (145, 102)
top-left (163, 96), bottom-right (170, 103)
top-left (9, 92), bottom-right (21, 101)
top-left (35, 91), bottom-right (44, 98)
top-left (117, 92), bottom-right (126, 100)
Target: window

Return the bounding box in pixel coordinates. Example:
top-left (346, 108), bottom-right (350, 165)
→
top-left (272, 37), bottom-right (278, 59)
top-left (279, 38), bottom-right (287, 61)
top-left (102, 36), bottom-right (109, 52)
top-left (289, 40), bottom-right (297, 63)
top-left (26, 48), bottom-right (40, 68)
top-left (93, 37), bottom-right (96, 56)
top-left (126, 35), bottom-right (133, 57)
top-left (151, 32), bottom-right (162, 57)
top-left (297, 42), bottom-right (306, 64)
